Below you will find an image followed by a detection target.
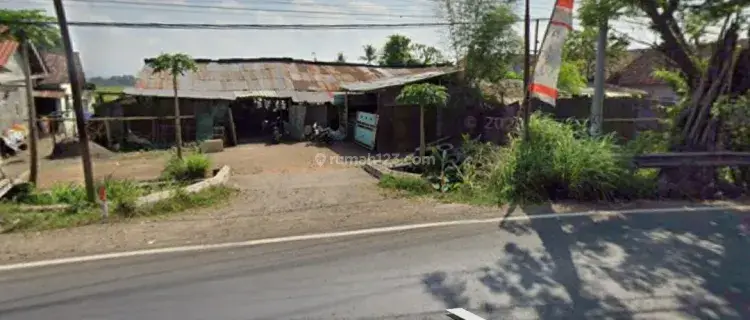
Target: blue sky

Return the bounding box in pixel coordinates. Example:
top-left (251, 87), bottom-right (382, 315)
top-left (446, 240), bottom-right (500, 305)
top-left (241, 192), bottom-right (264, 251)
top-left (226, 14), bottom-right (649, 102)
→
top-left (2, 0), bottom-right (655, 77)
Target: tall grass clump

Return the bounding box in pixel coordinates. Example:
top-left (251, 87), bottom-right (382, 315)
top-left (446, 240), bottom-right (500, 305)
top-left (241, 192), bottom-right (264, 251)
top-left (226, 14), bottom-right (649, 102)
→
top-left (460, 113), bottom-right (639, 203)
top-left (162, 152), bottom-right (212, 182)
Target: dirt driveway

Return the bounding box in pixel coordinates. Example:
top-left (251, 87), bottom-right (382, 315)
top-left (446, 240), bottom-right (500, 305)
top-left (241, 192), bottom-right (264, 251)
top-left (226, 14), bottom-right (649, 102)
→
top-left (2, 140), bottom-right (360, 188)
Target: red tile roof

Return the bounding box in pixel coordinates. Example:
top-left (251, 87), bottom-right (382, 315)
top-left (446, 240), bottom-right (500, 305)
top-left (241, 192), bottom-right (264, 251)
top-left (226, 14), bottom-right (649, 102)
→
top-left (0, 26), bottom-right (20, 68)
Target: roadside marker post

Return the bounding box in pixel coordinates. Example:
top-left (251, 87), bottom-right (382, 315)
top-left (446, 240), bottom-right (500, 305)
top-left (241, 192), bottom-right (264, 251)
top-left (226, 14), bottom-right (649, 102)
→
top-left (99, 186), bottom-right (108, 220)
top-left (446, 308), bottom-right (486, 320)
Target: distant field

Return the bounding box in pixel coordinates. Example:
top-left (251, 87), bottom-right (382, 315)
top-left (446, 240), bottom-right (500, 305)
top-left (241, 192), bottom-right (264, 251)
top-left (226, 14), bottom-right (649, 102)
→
top-left (94, 86), bottom-right (125, 103)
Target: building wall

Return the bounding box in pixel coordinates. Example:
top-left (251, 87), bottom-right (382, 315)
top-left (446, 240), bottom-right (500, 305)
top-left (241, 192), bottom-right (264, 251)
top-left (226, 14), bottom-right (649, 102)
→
top-left (0, 53), bottom-right (30, 134)
top-left (628, 84), bottom-right (677, 105)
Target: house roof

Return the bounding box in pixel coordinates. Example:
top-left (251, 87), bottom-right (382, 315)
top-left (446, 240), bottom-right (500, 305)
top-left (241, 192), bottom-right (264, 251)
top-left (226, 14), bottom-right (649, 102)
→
top-left (135, 57), bottom-right (453, 102)
top-left (608, 39), bottom-right (750, 86)
top-left (38, 51), bottom-right (86, 85)
top-left (340, 68), bottom-right (459, 92)
top-left (606, 49), bottom-right (673, 86)
top-left (0, 26), bottom-right (20, 69)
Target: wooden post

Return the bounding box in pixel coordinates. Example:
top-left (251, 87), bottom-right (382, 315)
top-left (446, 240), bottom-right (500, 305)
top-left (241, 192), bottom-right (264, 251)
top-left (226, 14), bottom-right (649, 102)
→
top-left (19, 32), bottom-right (39, 186)
top-left (227, 106), bottom-right (238, 146)
top-left (54, 0), bottom-right (95, 202)
top-left (343, 93), bottom-right (348, 137)
top-left (104, 119), bottom-right (112, 148)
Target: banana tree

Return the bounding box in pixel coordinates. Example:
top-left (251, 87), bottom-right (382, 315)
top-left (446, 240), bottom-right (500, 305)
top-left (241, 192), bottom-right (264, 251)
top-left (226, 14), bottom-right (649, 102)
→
top-left (396, 83), bottom-right (449, 159)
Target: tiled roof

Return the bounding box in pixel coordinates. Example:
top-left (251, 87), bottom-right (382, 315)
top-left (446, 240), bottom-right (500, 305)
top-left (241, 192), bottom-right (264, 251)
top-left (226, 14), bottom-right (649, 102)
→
top-left (38, 51), bottom-right (86, 85)
top-left (606, 49), bottom-right (673, 86)
top-left (0, 26), bottom-right (19, 69)
top-left (135, 57), bottom-right (454, 93)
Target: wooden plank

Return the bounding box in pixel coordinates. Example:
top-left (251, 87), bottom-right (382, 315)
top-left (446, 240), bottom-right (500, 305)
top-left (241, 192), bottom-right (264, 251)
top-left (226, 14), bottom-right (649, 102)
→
top-left (227, 107), bottom-right (238, 146)
top-left (104, 119), bottom-right (112, 148)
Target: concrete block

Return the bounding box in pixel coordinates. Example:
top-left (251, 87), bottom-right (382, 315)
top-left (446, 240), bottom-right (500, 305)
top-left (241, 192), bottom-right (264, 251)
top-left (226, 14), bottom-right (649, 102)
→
top-left (199, 139), bottom-right (224, 153)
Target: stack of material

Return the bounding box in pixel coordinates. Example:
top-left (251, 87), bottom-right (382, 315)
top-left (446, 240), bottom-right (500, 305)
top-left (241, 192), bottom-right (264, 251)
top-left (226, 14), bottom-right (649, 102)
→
top-left (48, 138), bottom-right (114, 160)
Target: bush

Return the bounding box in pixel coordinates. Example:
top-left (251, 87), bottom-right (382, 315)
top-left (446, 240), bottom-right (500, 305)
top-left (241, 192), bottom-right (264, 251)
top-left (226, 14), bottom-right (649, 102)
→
top-left (379, 174), bottom-right (433, 195)
top-left (162, 153), bottom-right (212, 182)
top-left (460, 113), bottom-right (647, 203)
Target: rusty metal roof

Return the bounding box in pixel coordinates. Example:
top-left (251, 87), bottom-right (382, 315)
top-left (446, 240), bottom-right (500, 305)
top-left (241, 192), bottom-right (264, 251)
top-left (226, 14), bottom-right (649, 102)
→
top-left (340, 68), bottom-right (459, 92)
top-left (124, 87), bottom-right (342, 104)
top-left (135, 57), bottom-right (454, 97)
top-left (38, 51), bottom-right (86, 85)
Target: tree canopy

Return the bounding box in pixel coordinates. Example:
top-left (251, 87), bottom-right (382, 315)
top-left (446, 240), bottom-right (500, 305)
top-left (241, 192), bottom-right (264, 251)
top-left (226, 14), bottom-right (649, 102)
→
top-left (379, 34), bottom-right (418, 66)
top-left (0, 9), bottom-right (61, 49)
top-left (396, 83), bottom-right (450, 108)
top-left (562, 27), bottom-right (630, 81)
top-left (438, 0), bottom-right (521, 83)
top-left (148, 53), bottom-right (198, 78)
top-left (359, 45), bottom-right (377, 64)
top-left (336, 52), bottom-right (346, 63)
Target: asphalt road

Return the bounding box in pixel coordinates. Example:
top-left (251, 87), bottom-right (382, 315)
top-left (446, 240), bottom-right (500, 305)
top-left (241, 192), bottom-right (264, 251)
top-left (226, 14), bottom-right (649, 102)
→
top-left (1, 208), bottom-right (750, 320)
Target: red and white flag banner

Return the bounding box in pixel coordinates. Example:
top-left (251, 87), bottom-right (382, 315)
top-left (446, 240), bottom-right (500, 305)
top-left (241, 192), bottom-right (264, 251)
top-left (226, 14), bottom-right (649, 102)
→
top-left (530, 0), bottom-right (574, 106)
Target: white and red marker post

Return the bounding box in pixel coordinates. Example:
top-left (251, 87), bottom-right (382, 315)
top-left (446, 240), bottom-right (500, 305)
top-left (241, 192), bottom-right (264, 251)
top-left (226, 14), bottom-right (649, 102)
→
top-left (99, 185), bottom-right (108, 220)
top-left (530, 0), bottom-right (575, 106)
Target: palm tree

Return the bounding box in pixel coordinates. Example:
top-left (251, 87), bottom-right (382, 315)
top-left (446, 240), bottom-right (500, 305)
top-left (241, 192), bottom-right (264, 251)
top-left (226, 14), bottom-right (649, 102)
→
top-left (359, 45), bottom-right (377, 64)
top-left (396, 83), bottom-right (449, 159)
top-left (0, 9), bottom-right (61, 186)
top-left (147, 53), bottom-right (197, 160)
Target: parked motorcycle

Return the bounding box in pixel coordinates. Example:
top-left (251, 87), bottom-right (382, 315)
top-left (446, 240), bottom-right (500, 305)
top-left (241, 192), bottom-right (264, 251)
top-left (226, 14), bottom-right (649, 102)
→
top-left (262, 117), bottom-right (284, 144)
top-left (307, 122), bottom-right (333, 145)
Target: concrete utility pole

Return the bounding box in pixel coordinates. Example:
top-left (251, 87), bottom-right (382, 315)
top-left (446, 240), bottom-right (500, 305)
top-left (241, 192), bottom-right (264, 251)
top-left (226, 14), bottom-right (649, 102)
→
top-left (53, 0), bottom-right (96, 202)
top-left (521, 0), bottom-right (531, 141)
top-left (590, 20), bottom-right (607, 136)
top-left (19, 31), bottom-right (39, 186)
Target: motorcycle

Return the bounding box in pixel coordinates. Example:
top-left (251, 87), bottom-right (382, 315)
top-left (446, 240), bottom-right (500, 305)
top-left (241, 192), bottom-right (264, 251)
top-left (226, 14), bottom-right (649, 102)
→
top-left (262, 117), bottom-right (284, 144)
top-left (307, 122), bottom-right (333, 145)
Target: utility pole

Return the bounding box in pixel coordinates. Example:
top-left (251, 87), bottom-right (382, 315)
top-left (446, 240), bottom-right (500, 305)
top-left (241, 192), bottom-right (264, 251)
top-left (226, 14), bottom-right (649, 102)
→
top-left (522, 0), bottom-right (531, 142)
top-left (533, 18), bottom-right (540, 56)
top-left (590, 20), bottom-right (607, 136)
top-left (53, 0), bottom-right (95, 202)
top-left (19, 31), bottom-right (39, 186)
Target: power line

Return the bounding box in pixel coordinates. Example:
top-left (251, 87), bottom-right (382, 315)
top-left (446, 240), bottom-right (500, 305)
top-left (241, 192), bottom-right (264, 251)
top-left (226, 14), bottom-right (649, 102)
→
top-left (0, 20), bottom-right (480, 29)
top-left (62, 0), bottom-right (437, 19)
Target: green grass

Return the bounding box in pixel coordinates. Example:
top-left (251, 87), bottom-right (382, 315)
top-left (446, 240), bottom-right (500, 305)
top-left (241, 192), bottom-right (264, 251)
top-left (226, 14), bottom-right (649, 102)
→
top-left (0, 185), bottom-right (236, 233)
top-left (379, 113), bottom-right (659, 205)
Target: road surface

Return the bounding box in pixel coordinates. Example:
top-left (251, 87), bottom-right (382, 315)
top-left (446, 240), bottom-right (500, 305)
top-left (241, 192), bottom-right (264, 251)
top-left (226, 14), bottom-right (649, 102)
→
top-left (1, 208), bottom-right (749, 319)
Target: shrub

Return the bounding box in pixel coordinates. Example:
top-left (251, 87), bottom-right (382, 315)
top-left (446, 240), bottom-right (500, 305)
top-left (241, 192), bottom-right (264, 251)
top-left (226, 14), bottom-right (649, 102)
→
top-left (162, 153), bottom-right (212, 182)
top-left (379, 174), bottom-right (433, 195)
top-left (460, 113), bottom-right (645, 203)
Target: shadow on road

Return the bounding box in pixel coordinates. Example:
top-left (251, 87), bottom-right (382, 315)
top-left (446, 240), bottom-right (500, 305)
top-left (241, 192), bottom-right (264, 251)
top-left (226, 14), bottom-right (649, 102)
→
top-left (422, 203), bottom-right (750, 319)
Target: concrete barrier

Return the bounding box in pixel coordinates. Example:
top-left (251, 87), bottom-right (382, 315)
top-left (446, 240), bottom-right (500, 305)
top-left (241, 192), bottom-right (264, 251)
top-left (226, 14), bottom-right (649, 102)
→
top-left (135, 165), bottom-right (232, 207)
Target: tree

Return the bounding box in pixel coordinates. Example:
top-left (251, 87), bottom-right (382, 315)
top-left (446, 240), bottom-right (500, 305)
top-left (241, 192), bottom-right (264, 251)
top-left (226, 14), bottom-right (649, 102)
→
top-left (580, 0), bottom-right (743, 141)
top-left (437, 0), bottom-right (521, 83)
top-left (147, 53), bottom-right (197, 160)
top-left (411, 43), bottom-right (447, 65)
top-left (0, 9), bottom-right (61, 186)
top-left (379, 34), bottom-right (418, 67)
top-left (562, 27), bottom-right (630, 81)
top-left (558, 61), bottom-right (587, 95)
top-left (578, 0), bottom-right (748, 195)
top-left (396, 83), bottom-right (449, 158)
top-left (359, 44), bottom-right (377, 64)
top-left (336, 52), bottom-right (346, 62)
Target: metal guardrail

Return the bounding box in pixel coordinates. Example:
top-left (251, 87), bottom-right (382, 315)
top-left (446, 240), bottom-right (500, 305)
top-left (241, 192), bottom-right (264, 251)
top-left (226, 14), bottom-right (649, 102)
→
top-left (633, 152), bottom-right (750, 168)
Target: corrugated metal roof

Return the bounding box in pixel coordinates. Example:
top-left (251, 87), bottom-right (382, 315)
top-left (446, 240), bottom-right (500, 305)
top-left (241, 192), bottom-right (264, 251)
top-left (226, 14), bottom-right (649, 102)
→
top-left (38, 51), bottom-right (86, 85)
top-left (135, 58), bottom-right (453, 96)
top-left (124, 87), bottom-right (341, 104)
top-left (340, 69), bottom-right (459, 91)
top-left (123, 88), bottom-right (238, 100)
